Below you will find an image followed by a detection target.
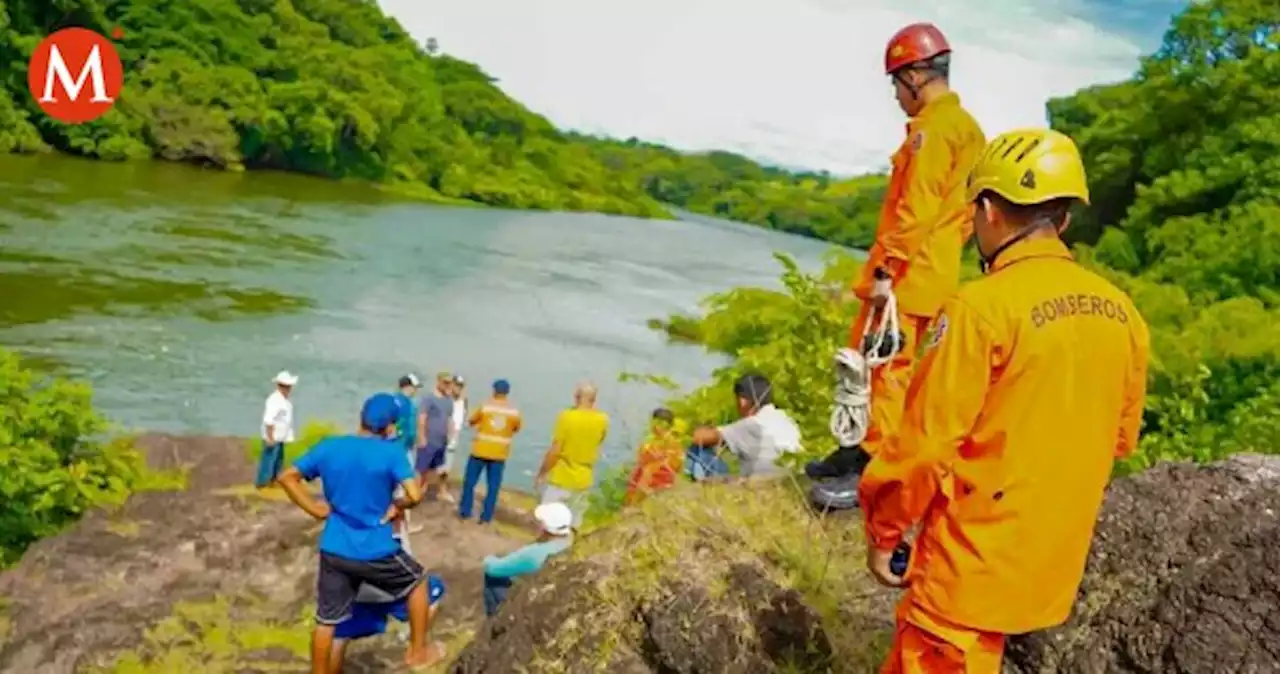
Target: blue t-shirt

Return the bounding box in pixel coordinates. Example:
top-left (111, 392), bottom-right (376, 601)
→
top-left (417, 392), bottom-right (454, 448)
top-left (394, 392), bottom-right (417, 449)
top-left (293, 435), bottom-right (414, 561)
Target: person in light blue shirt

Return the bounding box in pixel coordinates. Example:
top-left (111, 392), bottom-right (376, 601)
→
top-left (277, 393), bottom-right (445, 670)
top-left (394, 373), bottom-right (422, 453)
top-left (481, 502), bottom-right (574, 616)
top-left (392, 373), bottom-right (422, 541)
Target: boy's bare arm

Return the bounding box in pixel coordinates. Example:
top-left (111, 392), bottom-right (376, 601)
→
top-left (277, 467), bottom-right (330, 520)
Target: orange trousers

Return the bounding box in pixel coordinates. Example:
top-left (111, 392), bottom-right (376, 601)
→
top-left (881, 596), bottom-right (1006, 674)
top-left (847, 301), bottom-right (933, 456)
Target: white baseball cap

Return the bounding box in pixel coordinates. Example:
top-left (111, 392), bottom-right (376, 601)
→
top-left (273, 370), bottom-right (299, 386)
top-left (533, 502), bottom-right (573, 536)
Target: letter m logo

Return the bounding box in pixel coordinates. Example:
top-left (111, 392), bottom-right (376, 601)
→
top-left (27, 27), bottom-right (125, 124)
top-left (40, 44), bottom-right (114, 104)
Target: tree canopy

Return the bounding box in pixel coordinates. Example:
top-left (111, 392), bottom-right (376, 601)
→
top-left (620, 0), bottom-right (1279, 512)
top-left (0, 0), bottom-right (885, 247)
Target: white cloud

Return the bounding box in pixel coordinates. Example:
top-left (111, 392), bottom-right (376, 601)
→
top-left (381, 0), bottom-right (1151, 175)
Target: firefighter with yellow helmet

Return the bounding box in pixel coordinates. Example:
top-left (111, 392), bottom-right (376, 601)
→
top-left (858, 128), bottom-right (1151, 672)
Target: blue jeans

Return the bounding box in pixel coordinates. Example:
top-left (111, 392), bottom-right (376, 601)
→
top-left (483, 573), bottom-right (512, 617)
top-left (256, 441), bottom-right (285, 487)
top-left (685, 445), bottom-right (729, 482)
top-left (459, 456), bottom-right (505, 523)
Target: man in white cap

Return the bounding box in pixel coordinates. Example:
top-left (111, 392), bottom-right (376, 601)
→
top-left (480, 502), bottom-right (573, 616)
top-left (256, 370), bottom-right (298, 488)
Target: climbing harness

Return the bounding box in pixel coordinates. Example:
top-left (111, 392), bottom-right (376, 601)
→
top-left (860, 290), bottom-right (904, 369)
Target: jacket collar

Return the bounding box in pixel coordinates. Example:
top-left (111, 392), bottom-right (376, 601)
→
top-left (988, 236), bottom-right (1073, 273)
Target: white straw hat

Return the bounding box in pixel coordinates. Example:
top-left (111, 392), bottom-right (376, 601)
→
top-left (273, 370), bottom-right (299, 386)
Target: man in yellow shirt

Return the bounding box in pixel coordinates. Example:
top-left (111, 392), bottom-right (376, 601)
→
top-left (458, 379), bottom-right (522, 525)
top-left (535, 381), bottom-right (609, 529)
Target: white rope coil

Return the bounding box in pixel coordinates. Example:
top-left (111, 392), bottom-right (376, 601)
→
top-left (829, 291), bottom-right (900, 447)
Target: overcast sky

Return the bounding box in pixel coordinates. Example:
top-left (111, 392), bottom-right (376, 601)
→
top-left (381, 0), bottom-right (1187, 174)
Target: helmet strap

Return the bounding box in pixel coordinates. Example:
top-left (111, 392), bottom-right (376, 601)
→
top-left (979, 222), bottom-right (1058, 274)
top-left (894, 65), bottom-right (942, 101)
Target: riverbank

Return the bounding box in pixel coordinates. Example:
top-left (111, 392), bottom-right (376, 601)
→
top-left (6, 430), bottom-right (1275, 674)
top-left (0, 433), bottom-right (539, 674)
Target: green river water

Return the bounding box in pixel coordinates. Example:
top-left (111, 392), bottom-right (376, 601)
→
top-left (0, 153), bottom-right (835, 486)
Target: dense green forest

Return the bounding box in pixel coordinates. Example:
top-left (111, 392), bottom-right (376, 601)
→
top-left (4, 0), bottom-right (1277, 556)
top-left (590, 0), bottom-right (1279, 518)
top-left (0, 0), bottom-right (884, 247)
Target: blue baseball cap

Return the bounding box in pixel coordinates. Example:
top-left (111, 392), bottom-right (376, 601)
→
top-left (361, 393), bottom-right (400, 433)
top-left (493, 379), bottom-right (510, 395)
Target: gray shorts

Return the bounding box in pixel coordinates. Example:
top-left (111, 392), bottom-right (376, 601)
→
top-left (539, 484), bottom-right (589, 528)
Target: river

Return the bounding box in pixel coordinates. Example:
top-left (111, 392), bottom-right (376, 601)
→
top-left (0, 153), bottom-right (836, 486)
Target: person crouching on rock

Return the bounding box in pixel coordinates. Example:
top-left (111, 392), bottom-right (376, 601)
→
top-left (624, 407), bottom-right (684, 505)
top-left (329, 576), bottom-right (446, 673)
top-left (688, 373), bottom-right (802, 481)
top-left (276, 392), bottom-right (447, 672)
top-left (857, 129), bottom-right (1150, 673)
top-left (481, 502), bottom-right (574, 617)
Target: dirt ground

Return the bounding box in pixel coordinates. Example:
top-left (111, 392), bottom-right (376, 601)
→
top-left (0, 433), bottom-right (533, 674)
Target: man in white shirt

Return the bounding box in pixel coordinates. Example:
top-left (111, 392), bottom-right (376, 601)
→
top-left (690, 373), bottom-right (802, 478)
top-left (256, 370), bottom-right (298, 488)
top-left (440, 374), bottom-right (469, 502)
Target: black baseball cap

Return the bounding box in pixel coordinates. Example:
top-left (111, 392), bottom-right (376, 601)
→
top-left (399, 373), bottom-right (422, 388)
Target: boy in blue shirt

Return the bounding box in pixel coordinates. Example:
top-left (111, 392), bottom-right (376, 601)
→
top-left (277, 393), bottom-right (445, 672)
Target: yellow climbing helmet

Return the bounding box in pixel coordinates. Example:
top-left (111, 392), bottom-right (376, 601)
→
top-left (966, 128), bottom-right (1090, 206)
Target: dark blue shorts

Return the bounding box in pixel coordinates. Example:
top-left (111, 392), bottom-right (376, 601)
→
top-left (333, 575), bottom-right (445, 640)
top-left (416, 443), bottom-right (447, 473)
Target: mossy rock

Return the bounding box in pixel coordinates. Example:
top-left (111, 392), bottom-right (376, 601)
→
top-left (451, 480), bottom-right (897, 673)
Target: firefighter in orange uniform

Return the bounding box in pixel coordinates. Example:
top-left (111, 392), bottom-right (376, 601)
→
top-left (858, 128), bottom-right (1152, 672)
top-left (849, 23), bottom-right (986, 460)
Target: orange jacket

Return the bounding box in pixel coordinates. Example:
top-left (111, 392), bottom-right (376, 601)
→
top-left (858, 237), bottom-right (1151, 634)
top-left (855, 92), bottom-right (985, 318)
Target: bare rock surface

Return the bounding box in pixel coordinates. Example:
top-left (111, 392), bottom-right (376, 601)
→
top-left (0, 434), bottom-right (528, 674)
top-left (1005, 454), bottom-right (1280, 674)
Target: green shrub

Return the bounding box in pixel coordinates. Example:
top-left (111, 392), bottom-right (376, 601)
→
top-left (244, 418), bottom-right (345, 469)
top-left (581, 464), bottom-right (632, 528)
top-left (0, 349), bottom-right (173, 566)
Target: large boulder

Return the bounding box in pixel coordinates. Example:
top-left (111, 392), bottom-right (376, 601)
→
top-left (455, 456), bottom-right (1280, 673)
top-left (450, 482), bottom-right (899, 674)
top-left (1005, 454), bottom-right (1280, 673)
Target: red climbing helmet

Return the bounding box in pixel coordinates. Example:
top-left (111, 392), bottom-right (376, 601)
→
top-left (884, 23), bottom-right (951, 75)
